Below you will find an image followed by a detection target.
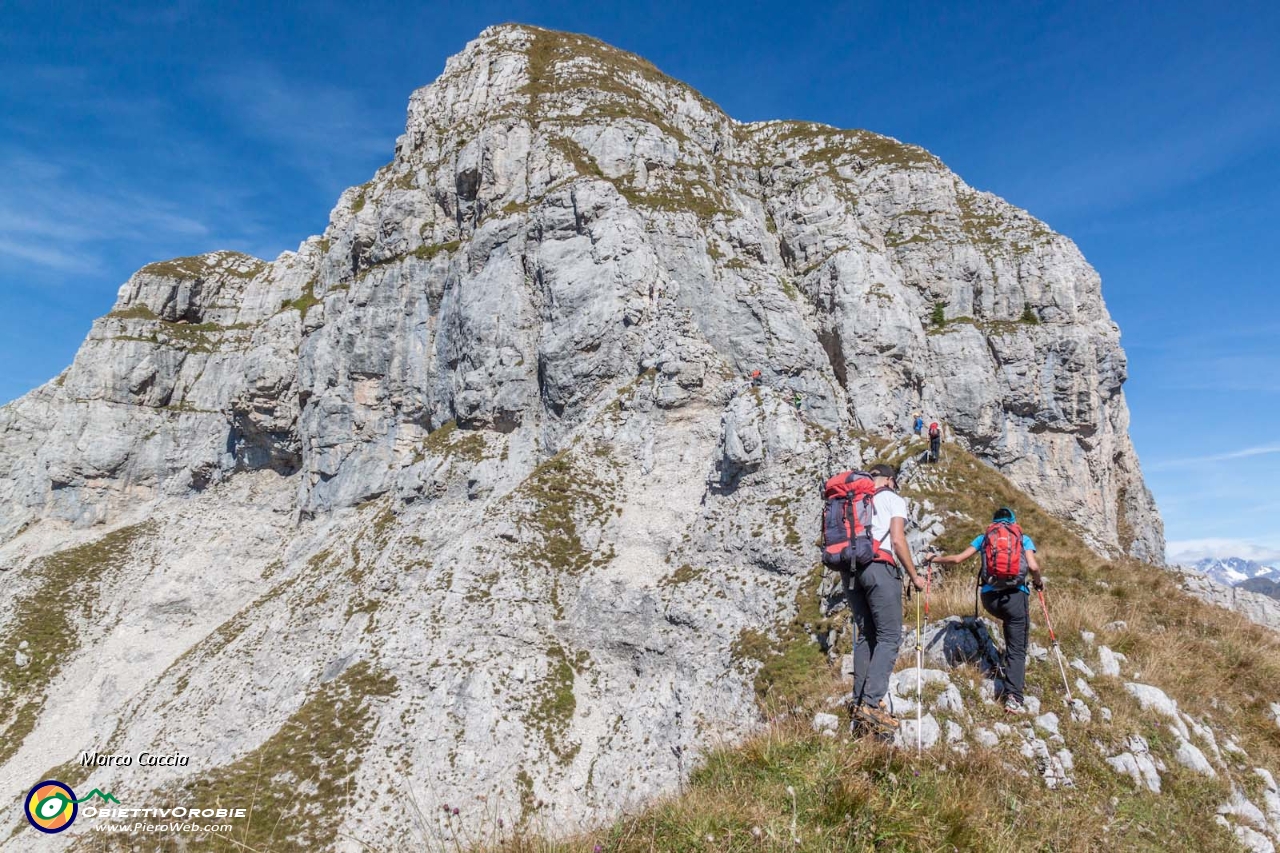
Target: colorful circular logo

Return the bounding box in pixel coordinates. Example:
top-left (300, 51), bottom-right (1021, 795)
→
top-left (25, 780), bottom-right (78, 834)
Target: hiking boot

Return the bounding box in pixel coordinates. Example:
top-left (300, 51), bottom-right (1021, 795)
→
top-left (1004, 696), bottom-right (1026, 715)
top-left (850, 708), bottom-right (895, 743)
top-left (854, 703), bottom-right (900, 731)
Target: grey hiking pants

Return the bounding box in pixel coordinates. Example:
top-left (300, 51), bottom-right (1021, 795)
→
top-left (847, 561), bottom-right (903, 709)
top-left (982, 588), bottom-right (1030, 701)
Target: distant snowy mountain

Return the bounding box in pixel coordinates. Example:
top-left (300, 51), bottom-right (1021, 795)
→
top-left (1189, 557), bottom-right (1280, 587)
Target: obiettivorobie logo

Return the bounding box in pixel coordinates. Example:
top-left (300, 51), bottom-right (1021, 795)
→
top-left (24, 780), bottom-right (119, 834)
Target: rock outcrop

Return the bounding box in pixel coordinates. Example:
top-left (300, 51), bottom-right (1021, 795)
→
top-left (0, 24), bottom-right (1166, 847)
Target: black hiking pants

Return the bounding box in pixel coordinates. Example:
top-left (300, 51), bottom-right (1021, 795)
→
top-left (981, 588), bottom-right (1030, 702)
top-left (929, 435), bottom-right (941, 462)
top-left (846, 561), bottom-right (903, 709)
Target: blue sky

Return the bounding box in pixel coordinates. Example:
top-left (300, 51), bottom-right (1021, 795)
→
top-left (2, 1), bottom-right (1277, 562)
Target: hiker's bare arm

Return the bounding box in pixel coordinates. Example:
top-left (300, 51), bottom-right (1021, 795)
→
top-left (892, 518), bottom-right (925, 590)
top-left (1026, 550), bottom-right (1043, 584)
top-left (931, 546), bottom-right (978, 565)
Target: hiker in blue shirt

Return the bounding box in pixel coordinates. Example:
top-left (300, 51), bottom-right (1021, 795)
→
top-left (929, 507), bottom-right (1044, 714)
top-left (912, 412), bottom-right (924, 435)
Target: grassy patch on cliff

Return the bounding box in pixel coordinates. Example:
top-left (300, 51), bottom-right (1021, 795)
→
top-left (956, 187), bottom-right (1053, 255)
top-left (0, 523), bottom-right (153, 766)
top-left (416, 420), bottom-right (488, 464)
top-left (519, 25), bottom-right (714, 140)
top-left (547, 135), bottom-right (731, 220)
top-left (107, 302), bottom-right (258, 352)
top-left (730, 564), bottom-right (837, 711)
top-left (285, 280), bottom-right (322, 320)
top-left (137, 252), bottom-right (265, 280)
top-left (412, 238), bottom-right (461, 262)
top-left (769, 122), bottom-right (940, 170)
top-left (514, 446), bottom-right (619, 578)
top-left (177, 661), bottom-right (396, 852)
top-left (529, 642), bottom-right (589, 763)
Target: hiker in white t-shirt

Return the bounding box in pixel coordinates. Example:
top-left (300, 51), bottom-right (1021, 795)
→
top-left (848, 463), bottom-right (926, 736)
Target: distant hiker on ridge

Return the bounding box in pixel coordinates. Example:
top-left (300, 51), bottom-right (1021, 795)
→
top-left (928, 420), bottom-right (942, 463)
top-left (820, 462), bottom-right (926, 736)
top-left (929, 507), bottom-right (1044, 714)
top-left (913, 412), bottom-right (924, 436)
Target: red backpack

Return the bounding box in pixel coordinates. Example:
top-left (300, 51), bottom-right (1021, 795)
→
top-left (928, 423), bottom-right (940, 438)
top-left (821, 471), bottom-right (894, 569)
top-left (982, 522), bottom-right (1025, 587)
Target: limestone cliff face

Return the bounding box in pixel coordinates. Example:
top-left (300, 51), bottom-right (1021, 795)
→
top-left (0, 24), bottom-right (1163, 846)
top-left (0, 26), bottom-right (1161, 560)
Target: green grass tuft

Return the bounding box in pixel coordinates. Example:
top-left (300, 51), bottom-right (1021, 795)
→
top-left (412, 239), bottom-right (461, 262)
top-left (0, 523), bottom-right (154, 765)
top-left (285, 280), bottom-right (322, 321)
top-left (529, 643), bottom-right (588, 762)
top-left (176, 661), bottom-right (396, 852)
top-left (137, 253), bottom-right (264, 280)
top-left (416, 420), bottom-right (488, 464)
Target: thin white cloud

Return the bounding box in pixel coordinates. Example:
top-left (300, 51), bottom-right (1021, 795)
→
top-left (1027, 92), bottom-right (1278, 217)
top-left (0, 146), bottom-right (216, 274)
top-left (1157, 352), bottom-right (1280, 394)
top-left (0, 63), bottom-right (293, 279)
top-left (206, 62), bottom-right (394, 192)
top-left (1148, 443), bottom-right (1280, 470)
top-left (0, 237), bottom-right (94, 273)
top-left (1167, 538), bottom-right (1280, 566)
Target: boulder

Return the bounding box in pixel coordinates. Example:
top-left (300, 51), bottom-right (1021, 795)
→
top-left (1107, 735), bottom-right (1162, 793)
top-left (1035, 712), bottom-right (1060, 737)
top-left (812, 713), bottom-right (840, 736)
top-left (1125, 682), bottom-right (1190, 739)
top-left (1174, 736), bottom-right (1216, 777)
top-left (896, 713), bottom-right (941, 750)
top-left (1097, 645), bottom-right (1125, 677)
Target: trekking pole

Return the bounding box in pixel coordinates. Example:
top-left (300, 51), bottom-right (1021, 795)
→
top-left (924, 559), bottom-right (932, 620)
top-left (1036, 588), bottom-right (1074, 704)
top-left (915, 587), bottom-right (923, 754)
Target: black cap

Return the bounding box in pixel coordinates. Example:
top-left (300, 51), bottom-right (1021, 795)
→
top-left (868, 463), bottom-right (898, 479)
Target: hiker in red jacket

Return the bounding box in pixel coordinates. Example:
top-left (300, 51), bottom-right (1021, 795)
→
top-left (929, 507), bottom-right (1044, 714)
top-left (927, 421), bottom-right (941, 463)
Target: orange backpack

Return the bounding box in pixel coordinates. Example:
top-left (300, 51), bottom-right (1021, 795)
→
top-left (821, 471), bottom-right (894, 569)
top-left (982, 522), bottom-right (1025, 588)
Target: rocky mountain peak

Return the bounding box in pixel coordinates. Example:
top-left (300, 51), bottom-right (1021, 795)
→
top-left (0, 25), bottom-right (1184, 848)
